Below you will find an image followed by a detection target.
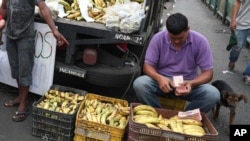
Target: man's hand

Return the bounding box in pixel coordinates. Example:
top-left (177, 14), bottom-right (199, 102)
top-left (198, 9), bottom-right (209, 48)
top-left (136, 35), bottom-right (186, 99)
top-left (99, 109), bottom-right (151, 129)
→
top-left (175, 81), bottom-right (192, 96)
top-left (158, 76), bottom-right (175, 93)
top-left (53, 30), bottom-right (69, 47)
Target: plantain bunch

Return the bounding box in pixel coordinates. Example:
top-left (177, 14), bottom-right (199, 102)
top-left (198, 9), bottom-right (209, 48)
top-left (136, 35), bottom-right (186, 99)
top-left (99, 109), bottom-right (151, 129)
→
top-left (133, 104), bottom-right (206, 137)
top-left (77, 98), bottom-right (129, 129)
top-left (58, 0), bottom-right (125, 23)
top-left (87, 0), bottom-right (124, 23)
top-left (36, 89), bottom-right (85, 116)
top-left (58, 0), bottom-right (83, 20)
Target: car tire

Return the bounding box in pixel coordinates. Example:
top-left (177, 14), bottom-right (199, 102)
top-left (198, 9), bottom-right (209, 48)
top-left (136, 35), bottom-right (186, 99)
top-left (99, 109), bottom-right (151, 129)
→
top-left (75, 52), bottom-right (141, 87)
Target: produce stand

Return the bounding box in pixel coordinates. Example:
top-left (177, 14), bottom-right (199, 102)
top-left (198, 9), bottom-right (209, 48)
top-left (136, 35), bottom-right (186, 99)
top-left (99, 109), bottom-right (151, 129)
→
top-left (35, 0), bottom-right (164, 88)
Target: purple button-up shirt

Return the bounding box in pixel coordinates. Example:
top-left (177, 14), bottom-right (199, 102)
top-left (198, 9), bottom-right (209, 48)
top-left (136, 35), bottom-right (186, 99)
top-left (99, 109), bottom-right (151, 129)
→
top-left (145, 30), bottom-right (213, 80)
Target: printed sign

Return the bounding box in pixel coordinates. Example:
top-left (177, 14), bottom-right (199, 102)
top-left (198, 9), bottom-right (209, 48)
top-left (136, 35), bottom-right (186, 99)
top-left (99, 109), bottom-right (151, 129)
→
top-left (0, 22), bottom-right (56, 95)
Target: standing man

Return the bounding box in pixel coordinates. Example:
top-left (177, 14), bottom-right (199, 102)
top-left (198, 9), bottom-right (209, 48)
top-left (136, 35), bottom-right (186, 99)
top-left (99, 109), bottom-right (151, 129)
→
top-left (228, 0), bottom-right (250, 70)
top-left (133, 13), bottom-right (220, 113)
top-left (0, 0), bottom-right (69, 122)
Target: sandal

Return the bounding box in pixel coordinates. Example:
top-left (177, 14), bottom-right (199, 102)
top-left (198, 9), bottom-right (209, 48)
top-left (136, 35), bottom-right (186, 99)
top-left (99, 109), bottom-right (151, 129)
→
top-left (4, 99), bottom-right (20, 107)
top-left (12, 109), bottom-right (30, 122)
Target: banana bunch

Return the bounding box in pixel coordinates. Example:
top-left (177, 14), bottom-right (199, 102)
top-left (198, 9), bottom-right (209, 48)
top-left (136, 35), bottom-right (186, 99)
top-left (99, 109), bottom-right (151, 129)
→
top-left (77, 98), bottom-right (129, 129)
top-left (133, 105), bottom-right (169, 130)
top-left (133, 105), bottom-right (206, 137)
top-left (59, 0), bottom-right (72, 11)
top-left (36, 89), bottom-right (85, 115)
top-left (87, 0), bottom-right (125, 23)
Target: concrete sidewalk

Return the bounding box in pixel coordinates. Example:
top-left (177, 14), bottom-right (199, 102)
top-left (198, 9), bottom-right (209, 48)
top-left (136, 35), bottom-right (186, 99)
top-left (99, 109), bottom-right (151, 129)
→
top-left (0, 0), bottom-right (250, 141)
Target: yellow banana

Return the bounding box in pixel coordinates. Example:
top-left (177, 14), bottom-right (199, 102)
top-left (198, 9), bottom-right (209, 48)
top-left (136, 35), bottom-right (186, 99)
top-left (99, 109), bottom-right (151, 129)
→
top-left (118, 116), bottom-right (127, 129)
top-left (184, 130), bottom-right (205, 137)
top-left (99, 0), bottom-right (106, 7)
top-left (156, 123), bottom-right (171, 131)
top-left (133, 105), bottom-right (157, 114)
top-left (101, 110), bottom-right (112, 125)
top-left (107, 108), bottom-right (117, 121)
top-left (134, 116), bottom-right (161, 124)
top-left (180, 119), bottom-right (203, 126)
top-left (159, 118), bottom-right (171, 126)
top-left (133, 114), bottom-right (149, 120)
top-left (94, 0), bottom-right (101, 7)
top-left (59, 0), bottom-right (71, 11)
top-left (95, 103), bottom-right (104, 114)
top-left (145, 123), bottom-right (160, 129)
top-left (135, 110), bottom-right (158, 117)
top-left (183, 124), bottom-right (205, 132)
top-left (86, 105), bottom-right (95, 113)
top-left (91, 114), bottom-right (98, 123)
top-left (86, 112), bottom-right (93, 121)
top-left (183, 125), bottom-right (205, 137)
top-left (96, 113), bottom-right (101, 123)
top-left (169, 120), bottom-right (183, 133)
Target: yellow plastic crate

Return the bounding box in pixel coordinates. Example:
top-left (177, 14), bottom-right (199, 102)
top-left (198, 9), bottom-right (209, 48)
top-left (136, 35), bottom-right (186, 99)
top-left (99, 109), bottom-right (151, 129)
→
top-left (158, 95), bottom-right (186, 111)
top-left (74, 93), bottom-right (129, 141)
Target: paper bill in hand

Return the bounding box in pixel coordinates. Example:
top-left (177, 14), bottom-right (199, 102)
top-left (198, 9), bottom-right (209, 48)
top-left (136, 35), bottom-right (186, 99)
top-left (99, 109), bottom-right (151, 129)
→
top-left (173, 75), bottom-right (184, 87)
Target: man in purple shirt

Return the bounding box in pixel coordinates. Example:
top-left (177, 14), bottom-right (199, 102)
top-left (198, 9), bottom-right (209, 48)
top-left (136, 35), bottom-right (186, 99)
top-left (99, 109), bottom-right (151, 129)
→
top-left (133, 13), bottom-right (220, 113)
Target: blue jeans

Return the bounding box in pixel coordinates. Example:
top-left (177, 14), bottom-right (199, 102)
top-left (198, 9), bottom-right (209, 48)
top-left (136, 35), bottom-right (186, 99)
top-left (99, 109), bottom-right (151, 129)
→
top-left (229, 29), bottom-right (250, 62)
top-left (6, 37), bottom-right (35, 87)
top-left (243, 61), bottom-right (250, 76)
top-left (133, 75), bottom-right (220, 113)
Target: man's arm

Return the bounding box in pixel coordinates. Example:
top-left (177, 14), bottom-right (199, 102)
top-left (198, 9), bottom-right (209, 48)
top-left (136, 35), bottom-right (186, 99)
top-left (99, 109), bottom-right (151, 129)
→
top-left (230, 0), bottom-right (241, 30)
top-left (189, 69), bottom-right (213, 88)
top-left (37, 1), bottom-right (69, 46)
top-left (0, 0), bottom-right (7, 19)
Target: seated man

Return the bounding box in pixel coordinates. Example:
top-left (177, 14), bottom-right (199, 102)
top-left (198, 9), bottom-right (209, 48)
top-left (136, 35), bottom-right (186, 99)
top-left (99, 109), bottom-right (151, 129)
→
top-left (133, 13), bottom-right (220, 113)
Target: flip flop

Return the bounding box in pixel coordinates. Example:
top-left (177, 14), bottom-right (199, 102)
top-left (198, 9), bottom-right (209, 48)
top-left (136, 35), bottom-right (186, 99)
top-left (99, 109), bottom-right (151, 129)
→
top-left (4, 99), bottom-right (20, 107)
top-left (12, 109), bottom-right (30, 122)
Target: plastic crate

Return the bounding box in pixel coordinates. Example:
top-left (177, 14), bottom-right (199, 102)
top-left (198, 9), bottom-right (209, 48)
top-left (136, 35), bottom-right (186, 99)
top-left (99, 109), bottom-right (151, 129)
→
top-left (33, 119), bottom-right (74, 136)
top-left (32, 85), bottom-right (87, 141)
top-left (158, 95), bottom-right (186, 111)
top-left (128, 103), bottom-right (218, 141)
top-left (32, 127), bottom-right (74, 141)
top-left (74, 93), bottom-right (129, 141)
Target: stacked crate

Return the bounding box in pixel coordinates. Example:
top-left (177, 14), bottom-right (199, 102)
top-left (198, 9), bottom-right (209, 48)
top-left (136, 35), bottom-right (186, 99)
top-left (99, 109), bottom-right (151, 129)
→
top-left (32, 85), bottom-right (87, 141)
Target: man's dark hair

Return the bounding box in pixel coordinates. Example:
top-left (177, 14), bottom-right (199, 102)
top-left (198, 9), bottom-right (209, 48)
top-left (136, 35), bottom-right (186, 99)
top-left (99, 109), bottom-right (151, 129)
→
top-left (166, 13), bottom-right (188, 35)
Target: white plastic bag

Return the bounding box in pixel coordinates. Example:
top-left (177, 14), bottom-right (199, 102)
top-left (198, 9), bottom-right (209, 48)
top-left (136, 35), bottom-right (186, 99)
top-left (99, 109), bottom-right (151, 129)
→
top-left (119, 9), bottom-right (145, 33)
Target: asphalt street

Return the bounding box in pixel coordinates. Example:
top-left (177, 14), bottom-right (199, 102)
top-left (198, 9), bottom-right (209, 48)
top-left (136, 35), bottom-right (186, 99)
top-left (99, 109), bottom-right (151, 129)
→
top-left (0, 0), bottom-right (250, 141)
